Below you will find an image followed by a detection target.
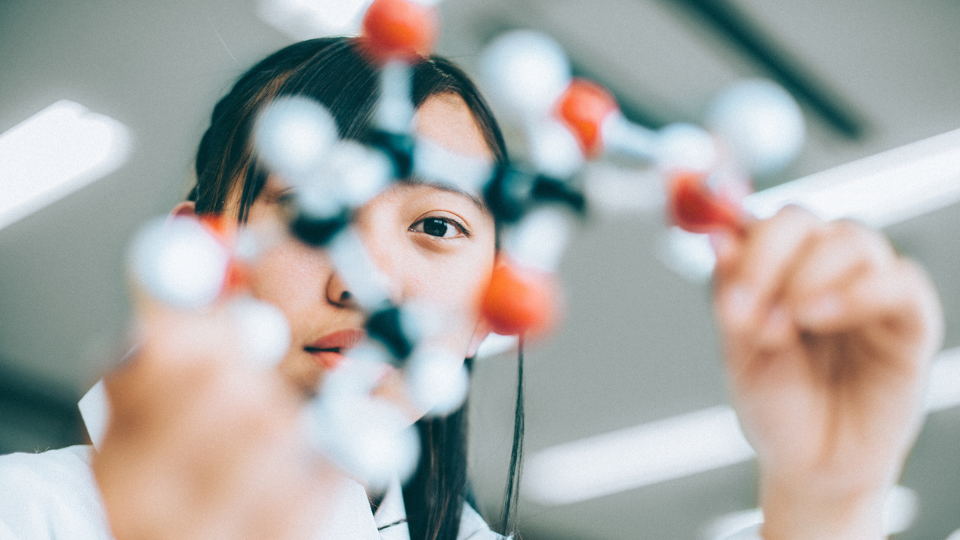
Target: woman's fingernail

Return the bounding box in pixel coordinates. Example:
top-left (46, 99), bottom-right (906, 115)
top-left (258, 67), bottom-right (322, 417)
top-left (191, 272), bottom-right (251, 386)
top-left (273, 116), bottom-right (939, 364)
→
top-left (761, 303), bottom-right (792, 343)
top-left (710, 231), bottom-right (734, 260)
top-left (724, 284), bottom-right (757, 325)
top-left (798, 294), bottom-right (842, 325)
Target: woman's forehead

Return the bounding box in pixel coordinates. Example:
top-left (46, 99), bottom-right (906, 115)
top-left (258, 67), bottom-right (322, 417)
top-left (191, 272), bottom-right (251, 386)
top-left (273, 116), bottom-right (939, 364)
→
top-left (413, 93), bottom-right (494, 162)
top-left (246, 93), bottom-right (495, 216)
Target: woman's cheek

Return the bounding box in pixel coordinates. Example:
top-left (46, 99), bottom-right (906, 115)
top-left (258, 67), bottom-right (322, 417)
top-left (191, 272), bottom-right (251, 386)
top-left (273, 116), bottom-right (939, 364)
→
top-left (248, 243), bottom-right (320, 324)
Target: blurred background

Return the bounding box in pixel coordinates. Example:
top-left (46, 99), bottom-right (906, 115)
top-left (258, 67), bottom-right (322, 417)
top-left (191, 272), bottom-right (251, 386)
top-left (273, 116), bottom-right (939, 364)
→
top-left (2, 0), bottom-right (960, 538)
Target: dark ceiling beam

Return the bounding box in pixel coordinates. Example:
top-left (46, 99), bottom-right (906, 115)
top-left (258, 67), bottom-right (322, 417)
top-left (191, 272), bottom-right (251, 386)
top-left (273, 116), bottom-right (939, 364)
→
top-left (661, 0), bottom-right (867, 140)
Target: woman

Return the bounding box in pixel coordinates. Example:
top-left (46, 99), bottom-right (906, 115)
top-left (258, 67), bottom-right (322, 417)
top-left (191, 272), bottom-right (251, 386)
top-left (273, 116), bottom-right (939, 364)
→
top-left (0, 37), bottom-right (944, 540)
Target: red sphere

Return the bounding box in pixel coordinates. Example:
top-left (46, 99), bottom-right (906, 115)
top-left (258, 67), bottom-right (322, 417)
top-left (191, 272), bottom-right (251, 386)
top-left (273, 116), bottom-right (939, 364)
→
top-left (555, 78), bottom-right (619, 158)
top-left (668, 172), bottom-right (743, 234)
top-left (480, 263), bottom-right (558, 337)
top-left (361, 0), bottom-right (439, 63)
top-left (198, 214), bottom-right (249, 295)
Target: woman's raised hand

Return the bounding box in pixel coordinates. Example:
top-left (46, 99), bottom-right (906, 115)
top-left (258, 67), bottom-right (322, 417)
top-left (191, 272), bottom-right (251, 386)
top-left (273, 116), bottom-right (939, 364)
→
top-left (712, 206), bottom-right (943, 540)
top-left (93, 268), bottom-right (338, 540)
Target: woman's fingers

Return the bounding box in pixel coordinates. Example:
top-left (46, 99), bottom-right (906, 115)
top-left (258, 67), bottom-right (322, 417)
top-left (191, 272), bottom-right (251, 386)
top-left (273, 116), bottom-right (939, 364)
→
top-left (98, 279), bottom-right (342, 540)
top-left (778, 219), bottom-right (898, 340)
top-left (784, 220), bottom-right (896, 303)
top-left (794, 257), bottom-right (943, 350)
top-left (715, 206), bottom-right (822, 327)
top-left (715, 208), bottom-right (943, 376)
top-left (714, 206), bottom-right (823, 365)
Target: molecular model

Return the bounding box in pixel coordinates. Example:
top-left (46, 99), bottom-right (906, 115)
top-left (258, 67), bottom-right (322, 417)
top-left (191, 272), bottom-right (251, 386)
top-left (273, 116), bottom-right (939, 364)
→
top-left (127, 0), bottom-right (806, 488)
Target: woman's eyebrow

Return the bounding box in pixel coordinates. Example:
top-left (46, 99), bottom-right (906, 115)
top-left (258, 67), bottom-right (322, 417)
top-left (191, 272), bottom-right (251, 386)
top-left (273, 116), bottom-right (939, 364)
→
top-left (404, 177), bottom-right (488, 212)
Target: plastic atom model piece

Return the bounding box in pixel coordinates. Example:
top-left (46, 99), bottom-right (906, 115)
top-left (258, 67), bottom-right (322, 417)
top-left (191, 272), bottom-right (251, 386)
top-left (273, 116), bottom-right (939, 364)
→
top-left (361, 0), bottom-right (440, 62)
top-left (480, 262), bottom-right (559, 337)
top-left (668, 172), bottom-right (746, 234)
top-left (555, 78), bottom-right (620, 158)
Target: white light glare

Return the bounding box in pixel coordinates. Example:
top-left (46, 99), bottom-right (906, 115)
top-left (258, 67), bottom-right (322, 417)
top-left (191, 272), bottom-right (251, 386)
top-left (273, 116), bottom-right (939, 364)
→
top-left (525, 347), bottom-right (960, 506)
top-left (0, 100), bottom-right (131, 231)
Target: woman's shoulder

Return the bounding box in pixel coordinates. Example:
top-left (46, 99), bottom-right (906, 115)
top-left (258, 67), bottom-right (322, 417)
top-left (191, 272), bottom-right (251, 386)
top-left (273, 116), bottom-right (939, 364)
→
top-left (0, 445), bottom-right (113, 539)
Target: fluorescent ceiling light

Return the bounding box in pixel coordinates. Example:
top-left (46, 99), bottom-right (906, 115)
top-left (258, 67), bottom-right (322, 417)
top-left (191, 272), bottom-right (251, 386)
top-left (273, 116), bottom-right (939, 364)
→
top-left (702, 485), bottom-right (918, 540)
top-left (744, 127), bottom-right (960, 227)
top-left (924, 347), bottom-right (960, 412)
top-left (700, 508), bottom-right (762, 540)
top-left (524, 347), bottom-right (960, 506)
top-left (523, 405), bottom-right (754, 505)
top-left (257, 0), bottom-right (373, 40)
top-left (0, 100), bottom-right (131, 231)
top-left (665, 127), bottom-right (960, 281)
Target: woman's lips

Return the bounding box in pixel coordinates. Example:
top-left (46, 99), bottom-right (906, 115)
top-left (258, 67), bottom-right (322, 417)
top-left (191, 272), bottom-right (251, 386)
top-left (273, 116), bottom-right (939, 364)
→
top-left (304, 329), bottom-right (366, 370)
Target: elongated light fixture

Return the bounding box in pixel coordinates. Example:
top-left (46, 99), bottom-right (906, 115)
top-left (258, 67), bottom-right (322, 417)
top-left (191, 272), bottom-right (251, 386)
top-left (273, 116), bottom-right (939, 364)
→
top-left (524, 346), bottom-right (960, 505)
top-left (0, 100), bottom-right (131, 231)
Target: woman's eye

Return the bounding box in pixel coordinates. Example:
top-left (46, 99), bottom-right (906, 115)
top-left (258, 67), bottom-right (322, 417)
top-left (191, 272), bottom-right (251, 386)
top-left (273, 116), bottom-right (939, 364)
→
top-left (411, 217), bottom-right (466, 238)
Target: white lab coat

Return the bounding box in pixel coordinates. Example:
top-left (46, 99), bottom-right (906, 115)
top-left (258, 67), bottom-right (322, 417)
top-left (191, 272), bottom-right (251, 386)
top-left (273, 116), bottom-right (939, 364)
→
top-left (0, 383), bottom-right (503, 540)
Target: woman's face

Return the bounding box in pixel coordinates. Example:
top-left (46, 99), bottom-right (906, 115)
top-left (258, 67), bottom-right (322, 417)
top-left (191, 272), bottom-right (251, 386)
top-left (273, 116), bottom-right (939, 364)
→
top-left (241, 93), bottom-right (497, 412)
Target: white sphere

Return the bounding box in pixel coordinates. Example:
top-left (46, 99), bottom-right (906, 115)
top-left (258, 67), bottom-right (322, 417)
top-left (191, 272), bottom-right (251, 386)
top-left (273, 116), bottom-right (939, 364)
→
top-left (324, 140), bottom-right (392, 209)
top-left (504, 208), bottom-right (571, 273)
top-left (706, 79), bottom-right (806, 176)
top-left (480, 30), bottom-right (572, 118)
top-left (405, 347), bottom-right (469, 417)
top-left (527, 118), bottom-right (585, 178)
top-left (655, 122), bottom-right (718, 174)
top-left (228, 297), bottom-right (291, 368)
top-left (307, 394), bottom-right (420, 489)
top-left (129, 217), bottom-right (229, 309)
top-left (254, 96), bottom-right (337, 183)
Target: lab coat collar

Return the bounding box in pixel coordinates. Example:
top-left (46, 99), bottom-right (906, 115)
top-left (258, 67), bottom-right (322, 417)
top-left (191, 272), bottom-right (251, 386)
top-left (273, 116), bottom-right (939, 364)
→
top-left (373, 476), bottom-right (411, 540)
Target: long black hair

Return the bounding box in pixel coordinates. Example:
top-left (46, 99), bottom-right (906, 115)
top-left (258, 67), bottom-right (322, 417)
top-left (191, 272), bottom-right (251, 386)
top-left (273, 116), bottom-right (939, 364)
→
top-left (190, 37), bottom-right (524, 540)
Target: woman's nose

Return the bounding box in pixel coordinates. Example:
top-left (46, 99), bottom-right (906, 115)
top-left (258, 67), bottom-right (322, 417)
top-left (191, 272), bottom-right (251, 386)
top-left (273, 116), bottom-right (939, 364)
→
top-left (325, 271), bottom-right (358, 309)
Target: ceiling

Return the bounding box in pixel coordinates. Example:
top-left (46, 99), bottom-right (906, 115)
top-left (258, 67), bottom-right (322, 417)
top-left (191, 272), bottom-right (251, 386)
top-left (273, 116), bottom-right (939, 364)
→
top-left (2, 0), bottom-right (960, 538)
